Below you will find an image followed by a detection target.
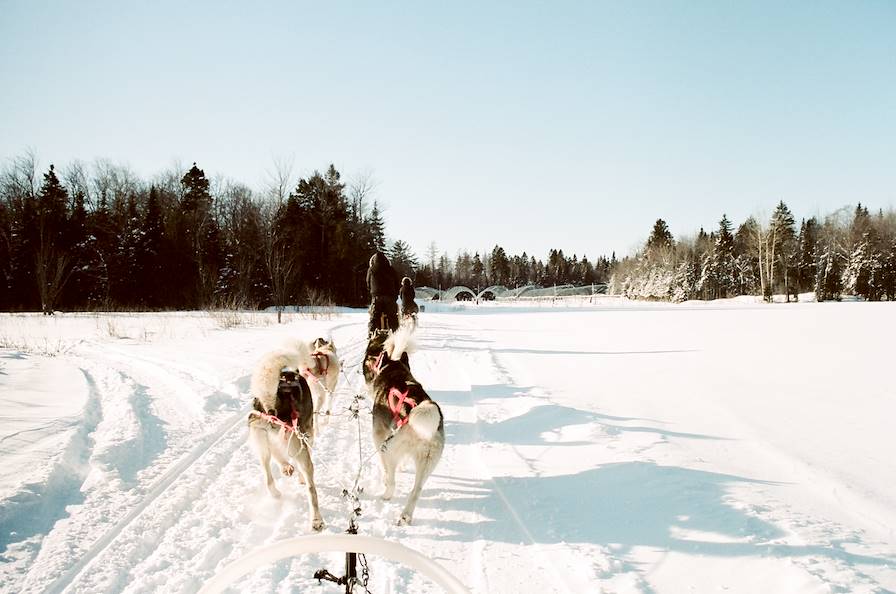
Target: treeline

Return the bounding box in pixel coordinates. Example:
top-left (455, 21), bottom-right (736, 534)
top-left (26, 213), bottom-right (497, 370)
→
top-left (612, 202), bottom-right (896, 302)
top-left (0, 153), bottom-right (387, 312)
top-left (387, 242), bottom-right (615, 292)
top-left (0, 152), bottom-right (614, 313)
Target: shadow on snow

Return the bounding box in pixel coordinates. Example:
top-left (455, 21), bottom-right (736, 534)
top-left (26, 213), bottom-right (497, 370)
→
top-left (421, 461), bottom-right (892, 569)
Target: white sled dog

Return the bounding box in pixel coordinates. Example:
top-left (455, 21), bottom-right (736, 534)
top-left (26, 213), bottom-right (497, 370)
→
top-left (302, 337), bottom-right (340, 421)
top-left (248, 343), bottom-right (324, 531)
top-left (364, 326), bottom-right (444, 525)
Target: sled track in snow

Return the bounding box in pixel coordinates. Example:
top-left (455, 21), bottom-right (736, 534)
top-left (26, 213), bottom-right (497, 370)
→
top-left (42, 404), bottom-right (251, 594)
top-left (43, 325), bottom-right (371, 594)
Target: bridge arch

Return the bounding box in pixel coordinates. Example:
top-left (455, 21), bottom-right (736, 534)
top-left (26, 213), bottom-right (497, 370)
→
top-left (441, 286), bottom-right (476, 301)
top-left (476, 285), bottom-right (508, 301)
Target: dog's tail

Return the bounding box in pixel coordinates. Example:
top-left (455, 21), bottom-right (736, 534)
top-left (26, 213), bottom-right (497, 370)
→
top-left (408, 401), bottom-right (442, 440)
top-left (282, 337), bottom-right (313, 362)
top-left (250, 346), bottom-right (309, 405)
top-left (384, 324), bottom-right (415, 362)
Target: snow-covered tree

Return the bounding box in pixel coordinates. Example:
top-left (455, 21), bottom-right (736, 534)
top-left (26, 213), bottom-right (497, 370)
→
top-left (700, 215), bottom-right (737, 299)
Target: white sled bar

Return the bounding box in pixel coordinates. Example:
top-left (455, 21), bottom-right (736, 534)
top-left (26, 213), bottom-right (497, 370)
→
top-left (197, 533), bottom-right (470, 594)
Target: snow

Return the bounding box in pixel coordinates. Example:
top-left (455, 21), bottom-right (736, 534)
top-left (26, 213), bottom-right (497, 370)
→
top-left (1, 302), bottom-right (894, 593)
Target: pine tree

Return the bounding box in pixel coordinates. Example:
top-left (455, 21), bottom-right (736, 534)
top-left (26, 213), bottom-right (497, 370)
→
top-left (471, 253), bottom-right (484, 290)
top-left (771, 201), bottom-right (797, 301)
top-left (646, 218), bottom-right (674, 261)
top-left (490, 245), bottom-right (510, 286)
top-left (816, 245), bottom-right (843, 301)
top-left (169, 163), bottom-right (222, 306)
top-left (138, 186), bottom-right (166, 308)
top-left (34, 165), bottom-right (73, 313)
top-left (796, 217), bottom-right (818, 293)
top-left (882, 237), bottom-right (896, 301)
top-left (0, 200), bottom-right (12, 310)
top-left (367, 200), bottom-right (386, 252)
top-left (734, 218), bottom-right (760, 295)
top-left (62, 190), bottom-right (89, 309)
top-left (389, 240), bottom-right (419, 279)
top-left (842, 204), bottom-right (880, 300)
top-left (700, 215), bottom-right (736, 299)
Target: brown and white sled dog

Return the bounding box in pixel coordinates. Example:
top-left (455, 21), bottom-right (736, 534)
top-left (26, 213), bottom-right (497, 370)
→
top-left (303, 337), bottom-right (340, 421)
top-left (248, 344), bottom-right (324, 531)
top-left (364, 327), bottom-right (444, 525)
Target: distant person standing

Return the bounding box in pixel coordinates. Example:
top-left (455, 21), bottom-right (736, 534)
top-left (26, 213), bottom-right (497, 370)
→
top-left (399, 276), bottom-right (419, 324)
top-left (367, 251), bottom-right (400, 335)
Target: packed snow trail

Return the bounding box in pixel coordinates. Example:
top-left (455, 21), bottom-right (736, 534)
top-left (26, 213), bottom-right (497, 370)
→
top-left (1, 304), bottom-right (895, 593)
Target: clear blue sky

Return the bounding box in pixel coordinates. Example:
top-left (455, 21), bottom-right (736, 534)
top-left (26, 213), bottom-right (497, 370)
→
top-left (2, 1), bottom-right (894, 261)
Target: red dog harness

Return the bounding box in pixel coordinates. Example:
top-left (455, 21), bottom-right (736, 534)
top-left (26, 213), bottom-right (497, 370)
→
top-left (369, 350), bottom-right (418, 428)
top-left (388, 387), bottom-right (417, 428)
top-left (250, 408), bottom-right (299, 441)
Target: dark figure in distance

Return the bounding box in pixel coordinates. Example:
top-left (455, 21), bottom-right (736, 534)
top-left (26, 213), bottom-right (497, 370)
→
top-left (400, 277), bottom-right (419, 325)
top-left (367, 251), bottom-right (400, 335)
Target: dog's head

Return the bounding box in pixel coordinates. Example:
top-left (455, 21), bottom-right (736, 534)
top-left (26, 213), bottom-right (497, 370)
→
top-left (364, 330), bottom-right (390, 384)
top-left (311, 337), bottom-right (335, 352)
top-left (364, 328), bottom-right (412, 384)
top-left (254, 367), bottom-right (306, 421)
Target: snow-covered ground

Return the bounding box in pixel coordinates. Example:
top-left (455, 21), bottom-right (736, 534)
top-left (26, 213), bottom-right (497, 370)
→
top-left (1, 302), bottom-right (894, 593)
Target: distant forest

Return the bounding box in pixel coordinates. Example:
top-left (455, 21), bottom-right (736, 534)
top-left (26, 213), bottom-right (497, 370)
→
top-left (613, 203), bottom-right (896, 302)
top-left (0, 153), bottom-right (613, 313)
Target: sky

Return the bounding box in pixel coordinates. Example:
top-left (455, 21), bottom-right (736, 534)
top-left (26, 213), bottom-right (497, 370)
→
top-left (2, 1), bottom-right (895, 261)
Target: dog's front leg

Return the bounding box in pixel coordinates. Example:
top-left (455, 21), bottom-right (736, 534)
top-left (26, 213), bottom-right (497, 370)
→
top-left (269, 441), bottom-right (295, 480)
top-left (251, 428), bottom-right (282, 498)
top-left (378, 449), bottom-right (398, 501)
top-left (294, 448), bottom-right (324, 532)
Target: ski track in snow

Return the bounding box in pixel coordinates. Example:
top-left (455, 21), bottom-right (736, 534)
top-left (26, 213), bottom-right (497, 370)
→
top-left (1, 309), bottom-right (895, 593)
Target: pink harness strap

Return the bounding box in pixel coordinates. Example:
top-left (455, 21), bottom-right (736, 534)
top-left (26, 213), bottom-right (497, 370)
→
top-left (250, 408), bottom-right (299, 441)
top-left (370, 351), bottom-right (386, 375)
top-left (388, 387), bottom-right (417, 428)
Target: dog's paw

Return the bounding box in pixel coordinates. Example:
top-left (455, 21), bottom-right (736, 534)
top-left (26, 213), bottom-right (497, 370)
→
top-left (380, 489), bottom-right (394, 501)
top-left (281, 463), bottom-right (294, 477)
top-left (268, 486), bottom-right (282, 499)
top-left (396, 513), bottom-right (412, 526)
top-left (311, 518), bottom-right (325, 532)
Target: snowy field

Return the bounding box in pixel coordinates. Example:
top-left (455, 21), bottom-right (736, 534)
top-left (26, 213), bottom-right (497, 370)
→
top-left (1, 301), bottom-right (894, 593)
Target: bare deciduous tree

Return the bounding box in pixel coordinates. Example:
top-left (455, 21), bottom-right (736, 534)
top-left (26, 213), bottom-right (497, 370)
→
top-left (265, 155), bottom-right (294, 206)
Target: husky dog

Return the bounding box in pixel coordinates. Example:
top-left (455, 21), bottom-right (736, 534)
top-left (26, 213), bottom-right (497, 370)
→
top-left (248, 344), bottom-right (324, 532)
top-left (302, 337), bottom-right (340, 420)
top-left (364, 327), bottom-right (444, 525)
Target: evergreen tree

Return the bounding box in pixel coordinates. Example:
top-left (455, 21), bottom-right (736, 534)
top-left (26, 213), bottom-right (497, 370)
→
top-left (842, 204), bottom-right (882, 300)
top-left (882, 237), bottom-right (896, 301)
top-left (770, 201), bottom-right (797, 300)
top-left (137, 186), bottom-right (166, 308)
top-left (61, 190), bottom-right (90, 309)
top-left (701, 215), bottom-right (736, 299)
top-left (490, 245), bottom-right (510, 286)
top-left (471, 253), bottom-right (484, 290)
top-left (34, 165), bottom-right (73, 313)
top-left (815, 245), bottom-right (843, 301)
top-left (646, 218), bottom-right (674, 260)
top-left (389, 239), bottom-right (418, 279)
top-left (367, 200), bottom-right (386, 252)
top-left (0, 200), bottom-right (10, 309)
top-left (796, 218), bottom-right (818, 293)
